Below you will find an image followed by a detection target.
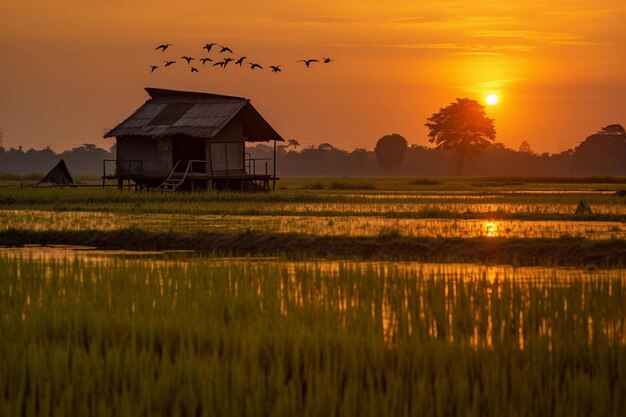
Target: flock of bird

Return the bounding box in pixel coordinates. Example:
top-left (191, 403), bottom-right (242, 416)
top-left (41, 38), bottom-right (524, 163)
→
top-left (149, 43), bottom-right (333, 74)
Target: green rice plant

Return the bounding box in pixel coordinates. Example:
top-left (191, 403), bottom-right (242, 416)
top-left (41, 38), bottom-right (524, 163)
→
top-left (408, 178), bottom-right (442, 186)
top-left (300, 181), bottom-right (326, 190)
top-left (0, 173), bottom-right (42, 181)
top-left (0, 253), bottom-right (624, 416)
top-left (0, 178), bottom-right (623, 220)
top-left (328, 181), bottom-right (376, 190)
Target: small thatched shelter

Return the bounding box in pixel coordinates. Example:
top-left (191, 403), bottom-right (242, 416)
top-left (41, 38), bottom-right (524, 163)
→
top-left (32, 159), bottom-right (76, 187)
top-left (575, 200), bottom-right (593, 215)
top-left (103, 87), bottom-right (284, 191)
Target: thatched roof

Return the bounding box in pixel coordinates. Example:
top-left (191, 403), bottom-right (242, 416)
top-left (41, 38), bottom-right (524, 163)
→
top-left (104, 88), bottom-right (283, 142)
top-left (33, 159), bottom-right (75, 186)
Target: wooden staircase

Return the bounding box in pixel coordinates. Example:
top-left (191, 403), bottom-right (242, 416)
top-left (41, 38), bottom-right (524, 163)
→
top-left (155, 161), bottom-right (187, 192)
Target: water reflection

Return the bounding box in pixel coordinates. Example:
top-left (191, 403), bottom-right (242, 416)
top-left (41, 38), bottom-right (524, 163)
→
top-left (1, 210), bottom-right (624, 240)
top-left (2, 247), bottom-right (625, 350)
top-left (483, 220), bottom-right (498, 237)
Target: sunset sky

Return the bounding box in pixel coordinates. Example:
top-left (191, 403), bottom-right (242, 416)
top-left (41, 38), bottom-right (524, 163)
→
top-left (1, 0), bottom-right (624, 153)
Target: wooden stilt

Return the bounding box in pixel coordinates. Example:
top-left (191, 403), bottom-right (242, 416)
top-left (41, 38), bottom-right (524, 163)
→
top-left (272, 139), bottom-right (277, 193)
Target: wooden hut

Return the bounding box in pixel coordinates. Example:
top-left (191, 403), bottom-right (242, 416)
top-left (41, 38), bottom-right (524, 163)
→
top-left (103, 87), bottom-right (284, 191)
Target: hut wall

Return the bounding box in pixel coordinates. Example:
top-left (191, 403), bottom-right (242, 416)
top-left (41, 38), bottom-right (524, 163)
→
top-left (206, 116), bottom-right (246, 175)
top-left (116, 136), bottom-right (172, 176)
top-left (208, 142), bottom-right (245, 175)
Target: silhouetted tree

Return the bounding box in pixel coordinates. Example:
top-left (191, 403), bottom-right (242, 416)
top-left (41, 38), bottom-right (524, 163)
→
top-left (374, 134), bottom-right (408, 172)
top-left (597, 124), bottom-right (625, 135)
top-left (425, 98), bottom-right (496, 175)
top-left (287, 139), bottom-right (300, 149)
top-left (317, 143), bottom-right (336, 151)
top-left (518, 141), bottom-right (533, 154)
top-left (573, 124), bottom-right (626, 175)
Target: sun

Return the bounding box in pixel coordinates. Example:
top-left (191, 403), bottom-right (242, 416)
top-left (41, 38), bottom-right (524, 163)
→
top-left (485, 94), bottom-right (499, 106)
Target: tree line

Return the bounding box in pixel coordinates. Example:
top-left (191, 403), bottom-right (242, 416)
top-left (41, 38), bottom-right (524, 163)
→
top-left (253, 102), bottom-right (626, 176)
top-left (0, 144), bottom-right (115, 177)
top-left (247, 124), bottom-right (626, 176)
top-left (1, 98), bottom-right (624, 177)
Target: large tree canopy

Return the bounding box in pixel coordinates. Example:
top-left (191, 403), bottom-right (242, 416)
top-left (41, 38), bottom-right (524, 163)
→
top-left (425, 98), bottom-right (496, 175)
top-left (374, 134), bottom-right (408, 172)
top-left (596, 124), bottom-right (625, 136)
top-left (572, 124), bottom-right (626, 174)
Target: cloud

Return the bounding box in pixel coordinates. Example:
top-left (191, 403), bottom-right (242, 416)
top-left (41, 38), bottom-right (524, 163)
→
top-left (267, 13), bottom-right (448, 27)
top-left (468, 29), bottom-right (609, 47)
top-left (329, 42), bottom-right (535, 55)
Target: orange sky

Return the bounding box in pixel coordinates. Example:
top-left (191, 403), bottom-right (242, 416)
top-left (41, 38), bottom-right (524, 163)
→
top-left (1, 0), bottom-right (624, 153)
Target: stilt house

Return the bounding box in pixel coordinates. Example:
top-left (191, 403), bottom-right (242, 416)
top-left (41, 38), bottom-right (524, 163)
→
top-left (103, 87), bottom-right (283, 191)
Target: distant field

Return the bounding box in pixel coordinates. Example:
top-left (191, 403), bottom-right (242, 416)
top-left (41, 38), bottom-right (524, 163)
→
top-left (1, 178), bottom-right (625, 220)
top-left (1, 176), bottom-right (624, 266)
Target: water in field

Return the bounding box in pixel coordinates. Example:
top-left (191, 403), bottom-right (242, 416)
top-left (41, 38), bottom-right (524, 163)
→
top-left (2, 247), bottom-right (625, 416)
top-left (1, 209), bottom-right (625, 239)
top-left (277, 201), bottom-right (626, 215)
top-left (1, 245), bottom-right (624, 280)
top-left (2, 246), bottom-right (625, 347)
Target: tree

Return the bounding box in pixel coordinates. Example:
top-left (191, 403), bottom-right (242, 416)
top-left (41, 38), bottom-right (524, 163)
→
top-left (596, 124), bottom-right (625, 136)
top-left (317, 143), bottom-right (336, 151)
top-left (287, 139), bottom-right (300, 149)
top-left (425, 98), bottom-right (496, 175)
top-left (518, 140), bottom-right (533, 154)
top-left (572, 124), bottom-right (626, 175)
top-left (374, 134), bottom-right (408, 172)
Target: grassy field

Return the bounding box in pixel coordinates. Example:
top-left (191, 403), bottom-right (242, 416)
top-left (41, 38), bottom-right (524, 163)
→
top-left (1, 177), bottom-right (624, 263)
top-left (1, 177), bottom-right (625, 415)
top-left (1, 251), bottom-right (625, 416)
top-left (1, 177), bottom-right (625, 221)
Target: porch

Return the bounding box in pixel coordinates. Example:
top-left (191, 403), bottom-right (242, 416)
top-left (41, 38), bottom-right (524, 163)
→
top-left (102, 153), bottom-right (278, 192)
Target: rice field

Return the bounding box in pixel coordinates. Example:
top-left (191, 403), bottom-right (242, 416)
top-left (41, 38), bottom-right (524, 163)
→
top-left (1, 210), bottom-right (625, 240)
top-left (1, 182), bottom-right (625, 219)
top-left (1, 248), bottom-right (625, 416)
top-left (1, 177), bottom-right (625, 415)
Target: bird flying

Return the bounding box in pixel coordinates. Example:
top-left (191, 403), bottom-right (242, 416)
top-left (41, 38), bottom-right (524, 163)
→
top-left (200, 57), bottom-right (213, 65)
top-left (298, 59), bottom-right (319, 67)
top-left (213, 61), bottom-right (225, 68)
top-left (190, 67), bottom-right (199, 73)
top-left (270, 65), bottom-right (282, 73)
top-left (249, 63), bottom-right (263, 70)
top-left (223, 57), bottom-right (234, 68)
top-left (150, 65), bottom-right (158, 73)
top-left (203, 43), bottom-right (217, 52)
top-left (220, 46), bottom-right (233, 54)
top-left (235, 57), bottom-right (246, 66)
top-left (181, 56), bottom-right (194, 64)
top-left (323, 57), bottom-right (333, 63)
top-left (164, 60), bottom-right (176, 67)
top-left (155, 44), bottom-right (171, 52)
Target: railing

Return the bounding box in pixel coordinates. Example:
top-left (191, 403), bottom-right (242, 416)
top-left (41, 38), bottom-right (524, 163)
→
top-left (163, 160), bottom-right (181, 183)
top-left (103, 157), bottom-right (274, 179)
top-left (187, 160), bottom-right (206, 174)
top-left (244, 153), bottom-right (272, 176)
top-left (103, 159), bottom-right (143, 178)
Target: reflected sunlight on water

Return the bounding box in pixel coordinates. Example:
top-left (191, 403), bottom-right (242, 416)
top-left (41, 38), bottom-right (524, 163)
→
top-left (1, 210), bottom-right (624, 239)
top-left (2, 247), bottom-right (625, 348)
top-left (483, 220), bottom-right (498, 237)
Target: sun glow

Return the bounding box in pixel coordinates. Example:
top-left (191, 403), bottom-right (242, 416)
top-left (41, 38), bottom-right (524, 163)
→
top-left (485, 94), bottom-right (499, 106)
top-left (483, 220), bottom-right (499, 237)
